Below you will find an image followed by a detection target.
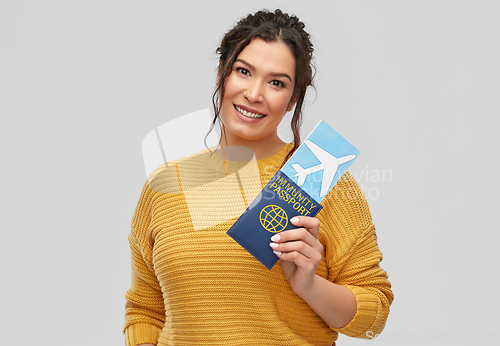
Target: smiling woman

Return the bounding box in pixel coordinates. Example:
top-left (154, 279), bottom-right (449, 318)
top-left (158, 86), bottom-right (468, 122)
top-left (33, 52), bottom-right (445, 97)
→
top-left (219, 38), bottom-right (297, 157)
top-left (124, 9), bottom-right (393, 346)
top-left (212, 9), bottom-right (315, 165)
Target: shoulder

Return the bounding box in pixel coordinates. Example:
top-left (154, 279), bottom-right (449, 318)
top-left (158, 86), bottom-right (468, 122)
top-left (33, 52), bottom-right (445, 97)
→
top-left (146, 147), bottom-right (222, 193)
top-left (132, 148), bottom-right (219, 232)
top-left (318, 171), bottom-right (373, 240)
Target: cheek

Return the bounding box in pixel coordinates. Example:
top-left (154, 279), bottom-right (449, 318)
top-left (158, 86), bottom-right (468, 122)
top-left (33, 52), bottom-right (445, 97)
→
top-left (270, 94), bottom-right (293, 114)
top-left (223, 73), bottom-right (243, 99)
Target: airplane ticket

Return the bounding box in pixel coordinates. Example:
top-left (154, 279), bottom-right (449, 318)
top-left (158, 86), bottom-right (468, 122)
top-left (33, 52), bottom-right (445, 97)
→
top-left (281, 120), bottom-right (360, 202)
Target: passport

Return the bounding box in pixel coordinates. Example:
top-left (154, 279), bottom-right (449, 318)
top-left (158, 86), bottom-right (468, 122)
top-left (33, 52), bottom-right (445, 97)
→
top-left (227, 120), bottom-right (360, 269)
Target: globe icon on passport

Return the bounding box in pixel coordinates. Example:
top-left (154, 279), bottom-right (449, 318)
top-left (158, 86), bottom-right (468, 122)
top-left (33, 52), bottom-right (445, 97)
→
top-left (260, 205), bottom-right (288, 233)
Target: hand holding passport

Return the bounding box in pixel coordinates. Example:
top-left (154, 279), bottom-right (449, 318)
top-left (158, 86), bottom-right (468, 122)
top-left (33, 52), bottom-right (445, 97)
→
top-left (227, 120), bottom-right (360, 269)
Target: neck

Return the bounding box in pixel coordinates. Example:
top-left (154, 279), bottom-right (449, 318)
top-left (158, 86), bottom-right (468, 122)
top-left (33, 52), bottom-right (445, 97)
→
top-left (219, 131), bottom-right (287, 160)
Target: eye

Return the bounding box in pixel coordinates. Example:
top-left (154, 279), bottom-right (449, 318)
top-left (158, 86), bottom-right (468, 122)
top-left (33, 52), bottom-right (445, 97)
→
top-left (236, 67), bottom-right (250, 76)
top-left (270, 80), bottom-right (285, 88)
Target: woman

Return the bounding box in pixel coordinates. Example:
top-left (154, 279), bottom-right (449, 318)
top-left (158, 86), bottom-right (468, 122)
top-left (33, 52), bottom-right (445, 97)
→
top-left (124, 9), bottom-right (393, 346)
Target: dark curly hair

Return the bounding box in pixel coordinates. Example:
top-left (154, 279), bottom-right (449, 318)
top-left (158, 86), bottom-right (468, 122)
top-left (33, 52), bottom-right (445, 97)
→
top-left (210, 9), bottom-right (315, 164)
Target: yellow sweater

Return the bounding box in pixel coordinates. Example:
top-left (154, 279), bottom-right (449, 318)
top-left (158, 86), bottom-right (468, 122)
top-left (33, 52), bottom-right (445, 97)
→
top-left (124, 144), bottom-right (393, 346)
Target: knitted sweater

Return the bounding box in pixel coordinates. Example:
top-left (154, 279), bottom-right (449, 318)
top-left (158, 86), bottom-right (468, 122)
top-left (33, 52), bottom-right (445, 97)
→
top-left (124, 144), bottom-right (393, 346)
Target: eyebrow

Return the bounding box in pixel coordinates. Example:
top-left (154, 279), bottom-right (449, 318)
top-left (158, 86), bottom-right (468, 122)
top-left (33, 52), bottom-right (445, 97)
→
top-left (235, 58), bottom-right (293, 83)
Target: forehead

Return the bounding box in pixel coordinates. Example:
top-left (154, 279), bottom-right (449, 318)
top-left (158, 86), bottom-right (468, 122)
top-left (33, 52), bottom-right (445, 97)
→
top-left (237, 38), bottom-right (296, 80)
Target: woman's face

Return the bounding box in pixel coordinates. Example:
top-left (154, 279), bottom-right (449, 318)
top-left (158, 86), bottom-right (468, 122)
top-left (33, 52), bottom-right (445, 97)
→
top-left (220, 37), bottom-right (296, 147)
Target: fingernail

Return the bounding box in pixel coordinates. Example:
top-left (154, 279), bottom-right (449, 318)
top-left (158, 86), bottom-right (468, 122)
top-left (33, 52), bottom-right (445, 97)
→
top-left (290, 217), bottom-right (299, 224)
top-left (269, 242), bottom-right (278, 248)
top-left (270, 234), bottom-right (280, 242)
top-left (273, 250), bottom-right (282, 256)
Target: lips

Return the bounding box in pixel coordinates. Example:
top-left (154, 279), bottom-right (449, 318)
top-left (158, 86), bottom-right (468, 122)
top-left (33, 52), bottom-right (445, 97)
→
top-left (234, 104), bottom-right (267, 119)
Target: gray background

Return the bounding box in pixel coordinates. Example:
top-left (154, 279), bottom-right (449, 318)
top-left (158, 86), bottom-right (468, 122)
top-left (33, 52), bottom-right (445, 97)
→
top-left (1, 1), bottom-right (499, 345)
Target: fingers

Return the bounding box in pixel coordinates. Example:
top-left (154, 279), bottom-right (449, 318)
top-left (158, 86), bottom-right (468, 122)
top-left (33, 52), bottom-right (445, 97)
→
top-left (273, 248), bottom-right (322, 272)
top-left (289, 216), bottom-right (321, 238)
top-left (269, 237), bottom-right (322, 261)
top-left (269, 216), bottom-right (323, 259)
top-left (270, 228), bottom-right (322, 253)
top-left (270, 216), bottom-right (321, 247)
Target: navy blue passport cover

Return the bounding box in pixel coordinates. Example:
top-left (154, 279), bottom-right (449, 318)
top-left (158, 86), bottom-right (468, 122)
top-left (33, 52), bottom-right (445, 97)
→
top-left (227, 170), bottom-right (322, 269)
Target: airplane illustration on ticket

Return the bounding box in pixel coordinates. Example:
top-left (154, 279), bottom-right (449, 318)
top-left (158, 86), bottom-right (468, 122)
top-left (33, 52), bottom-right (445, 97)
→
top-left (281, 120), bottom-right (360, 202)
top-left (291, 140), bottom-right (357, 199)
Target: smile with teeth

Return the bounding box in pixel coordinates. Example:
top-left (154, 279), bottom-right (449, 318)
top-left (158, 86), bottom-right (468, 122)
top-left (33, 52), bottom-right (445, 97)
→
top-left (234, 105), bottom-right (266, 119)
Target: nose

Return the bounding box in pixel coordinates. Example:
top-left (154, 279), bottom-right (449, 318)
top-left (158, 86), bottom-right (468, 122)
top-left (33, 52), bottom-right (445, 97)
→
top-left (244, 80), bottom-right (264, 103)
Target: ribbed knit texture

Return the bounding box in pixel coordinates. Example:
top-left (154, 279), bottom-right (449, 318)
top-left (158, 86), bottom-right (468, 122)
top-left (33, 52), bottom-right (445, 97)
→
top-left (124, 144), bottom-right (393, 346)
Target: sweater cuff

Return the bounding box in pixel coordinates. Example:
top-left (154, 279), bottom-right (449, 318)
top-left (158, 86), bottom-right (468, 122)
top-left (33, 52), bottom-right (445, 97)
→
top-left (124, 323), bottom-right (162, 346)
top-left (333, 285), bottom-right (381, 338)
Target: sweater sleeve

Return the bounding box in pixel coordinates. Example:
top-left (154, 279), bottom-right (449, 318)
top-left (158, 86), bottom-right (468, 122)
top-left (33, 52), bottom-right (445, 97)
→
top-left (321, 172), bottom-right (394, 338)
top-left (330, 223), bottom-right (393, 338)
top-left (124, 183), bottom-right (166, 346)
